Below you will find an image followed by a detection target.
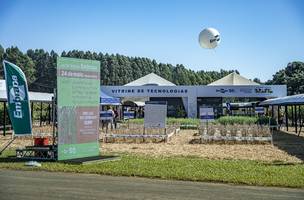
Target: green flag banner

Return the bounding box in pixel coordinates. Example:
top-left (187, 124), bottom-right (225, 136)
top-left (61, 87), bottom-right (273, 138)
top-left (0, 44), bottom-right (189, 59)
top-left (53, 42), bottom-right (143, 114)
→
top-left (57, 57), bottom-right (100, 160)
top-left (3, 60), bottom-right (32, 135)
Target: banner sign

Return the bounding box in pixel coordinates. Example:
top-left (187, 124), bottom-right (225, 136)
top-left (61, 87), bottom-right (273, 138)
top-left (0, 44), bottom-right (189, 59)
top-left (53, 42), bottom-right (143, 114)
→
top-left (144, 101), bottom-right (167, 128)
top-left (3, 60), bottom-right (32, 135)
top-left (123, 111), bottom-right (135, 119)
top-left (100, 111), bottom-right (113, 120)
top-left (57, 57), bottom-right (100, 160)
top-left (200, 107), bottom-right (214, 122)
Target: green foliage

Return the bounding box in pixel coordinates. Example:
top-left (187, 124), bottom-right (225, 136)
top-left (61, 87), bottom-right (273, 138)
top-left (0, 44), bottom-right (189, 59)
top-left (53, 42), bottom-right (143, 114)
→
top-left (216, 116), bottom-right (258, 125)
top-left (0, 45), bottom-right (237, 92)
top-left (256, 116), bottom-right (277, 126)
top-left (1, 45), bottom-right (302, 95)
top-left (216, 116), bottom-right (278, 126)
top-left (125, 118), bottom-right (200, 126)
top-left (267, 61), bottom-right (304, 95)
top-left (1, 151), bottom-right (304, 188)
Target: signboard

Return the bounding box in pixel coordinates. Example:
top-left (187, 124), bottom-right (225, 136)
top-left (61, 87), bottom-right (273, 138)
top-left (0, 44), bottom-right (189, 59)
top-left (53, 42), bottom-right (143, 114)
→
top-left (0, 80), bottom-right (6, 91)
top-left (199, 107), bottom-right (214, 122)
top-left (255, 107), bottom-right (264, 114)
top-left (144, 101), bottom-right (167, 128)
top-left (3, 60), bottom-right (32, 135)
top-left (57, 57), bottom-right (100, 160)
top-left (100, 111), bottom-right (113, 120)
top-left (123, 111), bottom-right (135, 120)
top-left (101, 85), bottom-right (286, 98)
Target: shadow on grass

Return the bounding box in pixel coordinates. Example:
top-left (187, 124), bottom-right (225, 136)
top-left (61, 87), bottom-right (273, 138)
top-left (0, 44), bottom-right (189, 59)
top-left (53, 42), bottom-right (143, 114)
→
top-left (272, 130), bottom-right (304, 161)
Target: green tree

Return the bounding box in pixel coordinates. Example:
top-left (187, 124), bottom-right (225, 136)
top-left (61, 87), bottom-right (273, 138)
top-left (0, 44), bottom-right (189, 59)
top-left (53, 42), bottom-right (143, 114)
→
top-left (4, 46), bottom-right (36, 85)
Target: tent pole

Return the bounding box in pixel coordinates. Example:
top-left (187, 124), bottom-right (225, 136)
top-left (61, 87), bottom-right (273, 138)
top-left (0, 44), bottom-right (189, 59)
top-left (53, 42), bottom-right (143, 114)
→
top-left (285, 105), bottom-right (288, 131)
top-left (277, 105), bottom-right (280, 127)
top-left (40, 102), bottom-right (43, 127)
top-left (48, 103), bottom-right (51, 124)
top-left (295, 105), bottom-right (298, 134)
top-left (291, 106), bottom-right (294, 126)
top-left (3, 102), bottom-right (6, 136)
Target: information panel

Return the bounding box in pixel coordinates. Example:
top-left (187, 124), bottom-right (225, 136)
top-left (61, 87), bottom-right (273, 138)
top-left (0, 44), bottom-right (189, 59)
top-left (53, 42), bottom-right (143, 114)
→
top-left (199, 107), bottom-right (215, 122)
top-left (57, 57), bottom-right (100, 160)
top-left (144, 101), bottom-right (167, 128)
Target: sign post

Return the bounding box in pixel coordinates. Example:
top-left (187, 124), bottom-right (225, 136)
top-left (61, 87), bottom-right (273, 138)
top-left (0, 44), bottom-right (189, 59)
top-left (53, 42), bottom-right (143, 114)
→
top-left (57, 57), bottom-right (100, 160)
top-left (199, 107), bottom-right (215, 142)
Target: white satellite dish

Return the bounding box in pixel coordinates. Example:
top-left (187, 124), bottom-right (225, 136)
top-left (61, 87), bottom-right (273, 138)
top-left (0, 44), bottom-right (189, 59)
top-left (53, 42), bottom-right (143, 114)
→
top-left (198, 28), bottom-right (220, 49)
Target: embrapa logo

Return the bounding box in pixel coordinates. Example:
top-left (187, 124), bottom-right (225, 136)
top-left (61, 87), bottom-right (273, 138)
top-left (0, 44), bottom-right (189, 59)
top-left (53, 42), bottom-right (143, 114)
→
top-left (9, 75), bottom-right (25, 119)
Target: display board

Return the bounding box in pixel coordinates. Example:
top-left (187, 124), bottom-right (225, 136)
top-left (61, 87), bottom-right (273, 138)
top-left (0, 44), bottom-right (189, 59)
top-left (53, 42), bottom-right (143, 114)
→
top-left (123, 111), bottom-right (135, 120)
top-left (57, 57), bottom-right (100, 160)
top-left (255, 107), bottom-right (264, 114)
top-left (144, 101), bottom-right (167, 128)
top-left (100, 111), bottom-right (114, 120)
top-left (199, 107), bottom-right (215, 122)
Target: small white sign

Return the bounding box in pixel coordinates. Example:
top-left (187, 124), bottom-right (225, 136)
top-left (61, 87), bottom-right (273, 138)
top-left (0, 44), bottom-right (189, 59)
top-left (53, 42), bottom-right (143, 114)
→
top-left (255, 107), bottom-right (264, 114)
top-left (200, 107), bottom-right (214, 122)
top-left (100, 111), bottom-right (113, 120)
top-left (123, 111), bottom-right (135, 119)
top-left (0, 80), bottom-right (6, 91)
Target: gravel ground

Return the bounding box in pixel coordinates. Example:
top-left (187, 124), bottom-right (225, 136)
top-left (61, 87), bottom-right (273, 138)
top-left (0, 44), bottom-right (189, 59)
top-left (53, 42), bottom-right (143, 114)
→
top-left (101, 130), bottom-right (303, 163)
top-left (1, 130), bottom-right (302, 163)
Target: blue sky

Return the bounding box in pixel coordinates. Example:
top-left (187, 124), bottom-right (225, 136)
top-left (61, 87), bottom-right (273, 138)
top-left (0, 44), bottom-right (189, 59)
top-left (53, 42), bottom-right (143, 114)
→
top-left (0, 0), bottom-right (303, 81)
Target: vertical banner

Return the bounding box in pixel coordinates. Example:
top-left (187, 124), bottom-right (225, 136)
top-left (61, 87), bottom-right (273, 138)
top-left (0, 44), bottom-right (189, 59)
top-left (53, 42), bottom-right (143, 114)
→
top-left (3, 60), bottom-right (32, 135)
top-left (57, 57), bottom-right (100, 160)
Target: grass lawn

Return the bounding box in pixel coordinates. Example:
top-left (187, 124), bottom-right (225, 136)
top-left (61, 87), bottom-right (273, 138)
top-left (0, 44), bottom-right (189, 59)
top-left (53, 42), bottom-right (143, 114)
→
top-left (0, 150), bottom-right (303, 188)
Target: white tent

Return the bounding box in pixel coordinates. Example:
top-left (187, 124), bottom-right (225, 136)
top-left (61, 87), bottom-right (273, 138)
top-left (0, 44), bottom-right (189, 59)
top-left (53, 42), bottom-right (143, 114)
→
top-left (124, 73), bottom-right (176, 86)
top-left (260, 94), bottom-right (304, 105)
top-left (208, 72), bottom-right (259, 86)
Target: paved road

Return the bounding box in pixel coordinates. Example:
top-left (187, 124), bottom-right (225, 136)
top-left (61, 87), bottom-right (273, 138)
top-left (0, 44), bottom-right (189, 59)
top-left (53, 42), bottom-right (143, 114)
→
top-left (0, 169), bottom-right (303, 200)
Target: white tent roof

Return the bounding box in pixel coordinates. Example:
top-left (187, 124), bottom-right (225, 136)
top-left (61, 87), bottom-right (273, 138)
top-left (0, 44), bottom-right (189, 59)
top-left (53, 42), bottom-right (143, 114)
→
top-left (0, 80), bottom-right (53, 102)
top-left (124, 73), bottom-right (176, 86)
top-left (0, 90), bottom-right (53, 102)
top-left (260, 94), bottom-right (304, 106)
top-left (208, 72), bottom-right (259, 86)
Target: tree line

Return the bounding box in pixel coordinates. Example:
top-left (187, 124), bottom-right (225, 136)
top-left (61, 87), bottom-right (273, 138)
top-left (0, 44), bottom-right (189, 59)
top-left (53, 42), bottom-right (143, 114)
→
top-left (0, 45), bottom-right (303, 95)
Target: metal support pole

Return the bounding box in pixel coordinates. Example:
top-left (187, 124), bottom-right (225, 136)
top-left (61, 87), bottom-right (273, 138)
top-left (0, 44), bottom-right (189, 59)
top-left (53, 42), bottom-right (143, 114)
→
top-left (52, 89), bottom-right (56, 147)
top-left (294, 106), bottom-right (298, 133)
top-left (299, 105), bottom-right (302, 130)
top-left (271, 106), bottom-right (274, 118)
top-left (3, 102), bottom-right (6, 136)
top-left (277, 105), bottom-right (280, 126)
top-left (285, 105), bottom-right (288, 131)
top-left (48, 103), bottom-right (51, 124)
top-left (291, 106), bottom-right (294, 126)
top-left (31, 102), bottom-right (34, 121)
top-left (40, 102), bottom-right (43, 127)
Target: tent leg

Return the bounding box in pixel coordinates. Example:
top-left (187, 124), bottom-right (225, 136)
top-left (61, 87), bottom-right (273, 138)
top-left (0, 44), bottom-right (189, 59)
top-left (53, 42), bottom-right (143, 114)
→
top-left (285, 105), bottom-right (288, 131)
top-left (295, 105), bottom-right (298, 134)
top-left (40, 102), bottom-right (43, 127)
top-left (3, 102), bottom-right (6, 136)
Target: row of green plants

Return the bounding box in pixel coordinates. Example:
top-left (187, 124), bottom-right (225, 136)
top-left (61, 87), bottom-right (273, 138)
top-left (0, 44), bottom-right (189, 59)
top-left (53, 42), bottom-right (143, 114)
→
top-left (124, 116), bottom-right (277, 127)
top-left (216, 116), bottom-right (277, 126)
